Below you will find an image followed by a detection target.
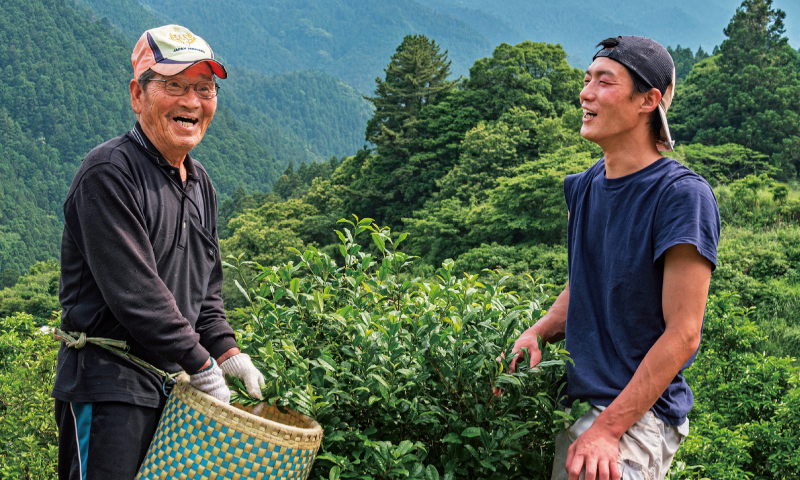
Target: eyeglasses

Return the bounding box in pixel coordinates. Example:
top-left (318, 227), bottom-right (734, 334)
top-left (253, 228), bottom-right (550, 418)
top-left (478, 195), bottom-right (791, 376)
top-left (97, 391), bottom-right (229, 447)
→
top-left (150, 78), bottom-right (220, 99)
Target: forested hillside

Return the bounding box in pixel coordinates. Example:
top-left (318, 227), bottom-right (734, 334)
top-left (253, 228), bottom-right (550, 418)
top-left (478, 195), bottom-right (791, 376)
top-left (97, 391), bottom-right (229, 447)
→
top-left (210, 2), bottom-right (800, 477)
top-left (416, 0), bottom-right (800, 67)
top-left (111, 0), bottom-right (493, 93)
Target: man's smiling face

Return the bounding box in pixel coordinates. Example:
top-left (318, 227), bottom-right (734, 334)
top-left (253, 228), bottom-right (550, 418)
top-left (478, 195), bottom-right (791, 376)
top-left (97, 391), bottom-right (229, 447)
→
top-left (579, 57), bottom-right (643, 148)
top-left (131, 62), bottom-right (217, 164)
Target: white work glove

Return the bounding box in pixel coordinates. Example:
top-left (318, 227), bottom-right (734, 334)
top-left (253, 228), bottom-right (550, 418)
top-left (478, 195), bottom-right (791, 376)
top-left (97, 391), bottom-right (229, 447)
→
top-left (189, 358), bottom-right (230, 403)
top-left (220, 353), bottom-right (265, 399)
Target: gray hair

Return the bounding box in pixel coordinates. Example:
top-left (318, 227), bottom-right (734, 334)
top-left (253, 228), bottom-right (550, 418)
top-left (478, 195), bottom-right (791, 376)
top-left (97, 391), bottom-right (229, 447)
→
top-left (138, 68), bottom-right (158, 92)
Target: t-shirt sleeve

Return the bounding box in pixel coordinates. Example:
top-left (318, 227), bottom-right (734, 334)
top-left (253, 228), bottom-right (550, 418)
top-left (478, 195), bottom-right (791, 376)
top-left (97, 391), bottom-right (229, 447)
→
top-left (564, 172), bottom-right (581, 213)
top-left (653, 177), bottom-right (721, 269)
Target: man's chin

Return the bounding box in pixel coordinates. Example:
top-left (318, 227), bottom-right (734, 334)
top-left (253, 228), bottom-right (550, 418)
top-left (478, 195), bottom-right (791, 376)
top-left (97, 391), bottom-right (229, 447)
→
top-left (579, 126), bottom-right (598, 143)
top-left (167, 133), bottom-right (203, 151)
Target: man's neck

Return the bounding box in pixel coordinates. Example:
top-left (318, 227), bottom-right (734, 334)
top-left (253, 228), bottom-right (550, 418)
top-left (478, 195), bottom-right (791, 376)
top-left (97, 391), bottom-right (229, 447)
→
top-left (601, 134), bottom-right (664, 179)
top-left (138, 121), bottom-right (188, 169)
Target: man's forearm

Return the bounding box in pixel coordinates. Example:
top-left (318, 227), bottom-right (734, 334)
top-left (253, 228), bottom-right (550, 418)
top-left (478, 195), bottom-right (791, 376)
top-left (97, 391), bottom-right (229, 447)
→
top-left (591, 326), bottom-right (700, 439)
top-left (532, 282), bottom-right (569, 344)
top-left (593, 244), bottom-right (709, 439)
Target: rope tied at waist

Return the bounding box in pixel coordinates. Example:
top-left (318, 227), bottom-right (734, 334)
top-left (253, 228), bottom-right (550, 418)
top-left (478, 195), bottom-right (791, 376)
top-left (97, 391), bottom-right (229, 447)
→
top-left (53, 328), bottom-right (180, 384)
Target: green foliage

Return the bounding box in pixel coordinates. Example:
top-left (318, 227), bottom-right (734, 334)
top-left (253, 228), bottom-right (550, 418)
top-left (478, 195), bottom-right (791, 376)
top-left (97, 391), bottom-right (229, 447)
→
top-left (0, 260), bottom-right (61, 323)
top-left (471, 144), bottom-right (598, 246)
top-left (272, 157), bottom-right (342, 201)
top-left (365, 35), bottom-right (455, 154)
top-left (714, 174), bottom-right (800, 229)
top-left (221, 199), bottom-right (320, 269)
top-left (675, 294), bottom-right (800, 479)
top-left (403, 108), bottom-right (597, 266)
top-left (671, 143), bottom-right (776, 186)
top-left (337, 41), bottom-right (584, 225)
top-left (667, 45), bottom-right (711, 84)
top-left (711, 224), bottom-right (800, 359)
top-left (0, 313), bottom-right (59, 479)
top-left (225, 220), bottom-right (577, 479)
top-left (669, 0), bottom-right (800, 178)
top-left (464, 41), bottom-right (583, 122)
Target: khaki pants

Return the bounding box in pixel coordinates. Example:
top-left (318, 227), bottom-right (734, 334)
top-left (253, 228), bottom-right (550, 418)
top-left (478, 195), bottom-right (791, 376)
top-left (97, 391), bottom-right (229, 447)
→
top-left (551, 406), bottom-right (689, 480)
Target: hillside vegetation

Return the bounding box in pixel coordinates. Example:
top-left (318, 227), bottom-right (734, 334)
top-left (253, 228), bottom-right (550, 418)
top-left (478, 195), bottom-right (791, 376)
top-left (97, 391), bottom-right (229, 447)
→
top-left (3, 0), bottom-right (800, 478)
top-left (110, 0), bottom-right (493, 93)
top-left (212, 2), bottom-right (800, 477)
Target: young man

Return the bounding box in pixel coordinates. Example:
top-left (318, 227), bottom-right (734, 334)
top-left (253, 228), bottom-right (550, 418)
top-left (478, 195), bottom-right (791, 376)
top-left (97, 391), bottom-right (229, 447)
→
top-left (506, 37), bottom-right (720, 480)
top-left (53, 25), bottom-right (265, 479)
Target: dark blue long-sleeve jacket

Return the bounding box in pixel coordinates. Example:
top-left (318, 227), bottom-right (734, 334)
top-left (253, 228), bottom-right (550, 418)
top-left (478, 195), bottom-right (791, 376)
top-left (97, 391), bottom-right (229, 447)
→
top-left (53, 122), bottom-right (238, 407)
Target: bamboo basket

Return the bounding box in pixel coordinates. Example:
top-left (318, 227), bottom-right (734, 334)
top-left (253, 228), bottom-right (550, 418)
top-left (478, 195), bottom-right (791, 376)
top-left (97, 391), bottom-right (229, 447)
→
top-left (136, 380), bottom-right (323, 479)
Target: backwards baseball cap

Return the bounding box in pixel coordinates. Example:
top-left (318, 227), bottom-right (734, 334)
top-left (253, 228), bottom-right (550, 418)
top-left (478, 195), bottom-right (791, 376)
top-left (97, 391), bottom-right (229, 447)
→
top-left (132, 25), bottom-right (227, 81)
top-left (593, 36), bottom-right (676, 151)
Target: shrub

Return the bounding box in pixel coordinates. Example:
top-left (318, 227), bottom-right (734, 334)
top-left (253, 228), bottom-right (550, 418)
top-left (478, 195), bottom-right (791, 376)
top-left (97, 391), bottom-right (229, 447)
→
top-left (674, 293), bottom-right (800, 479)
top-left (0, 260), bottom-right (60, 323)
top-left (0, 312), bottom-right (59, 479)
top-left (225, 218), bottom-right (578, 479)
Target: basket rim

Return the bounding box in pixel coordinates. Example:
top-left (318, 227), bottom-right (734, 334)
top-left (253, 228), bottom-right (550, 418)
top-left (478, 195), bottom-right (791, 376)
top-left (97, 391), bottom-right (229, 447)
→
top-left (176, 380), bottom-right (324, 438)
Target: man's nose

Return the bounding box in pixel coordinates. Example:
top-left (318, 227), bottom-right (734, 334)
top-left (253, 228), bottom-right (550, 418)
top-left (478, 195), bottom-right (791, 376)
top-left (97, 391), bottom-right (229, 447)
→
top-left (579, 84), bottom-right (593, 104)
top-left (176, 87), bottom-right (203, 108)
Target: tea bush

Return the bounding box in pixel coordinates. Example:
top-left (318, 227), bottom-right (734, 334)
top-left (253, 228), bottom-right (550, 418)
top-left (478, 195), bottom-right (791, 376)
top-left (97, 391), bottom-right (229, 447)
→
top-left (0, 312), bottom-right (59, 478)
top-left (675, 294), bottom-right (800, 479)
top-left (225, 217), bottom-right (581, 480)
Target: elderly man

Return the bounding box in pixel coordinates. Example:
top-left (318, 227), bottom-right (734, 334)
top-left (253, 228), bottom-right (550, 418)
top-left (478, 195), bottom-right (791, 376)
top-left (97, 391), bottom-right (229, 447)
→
top-left (52, 25), bottom-right (264, 479)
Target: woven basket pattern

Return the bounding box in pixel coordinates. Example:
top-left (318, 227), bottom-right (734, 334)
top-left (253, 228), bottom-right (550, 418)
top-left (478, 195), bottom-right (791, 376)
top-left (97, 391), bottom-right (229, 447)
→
top-left (136, 381), bottom-right (323, 479)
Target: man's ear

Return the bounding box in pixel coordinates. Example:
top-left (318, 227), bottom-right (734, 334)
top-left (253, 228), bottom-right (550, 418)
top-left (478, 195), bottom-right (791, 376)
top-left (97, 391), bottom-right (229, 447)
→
top-left (640, 87), bottom-right (662, 115)
top-left (130, 79), bottom-right (144, 115)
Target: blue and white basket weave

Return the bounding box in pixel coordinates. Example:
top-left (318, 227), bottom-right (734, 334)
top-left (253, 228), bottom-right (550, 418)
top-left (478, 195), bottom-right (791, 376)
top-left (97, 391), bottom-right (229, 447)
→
top-left (136, 380), bottom-right (323, 479)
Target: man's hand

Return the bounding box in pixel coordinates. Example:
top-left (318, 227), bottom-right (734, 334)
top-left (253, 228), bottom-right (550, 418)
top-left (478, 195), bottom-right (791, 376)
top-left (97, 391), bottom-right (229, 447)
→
top-left (508, 328), bottom-right (542, 373)
top-left (220, 353), bottom-right (265, 399)
top-left (189, 358), bottom-right (230, 403)
top-left (565, 424), bottom-right (621, 480)
top-left (493, 328), bottom-right (542, 396)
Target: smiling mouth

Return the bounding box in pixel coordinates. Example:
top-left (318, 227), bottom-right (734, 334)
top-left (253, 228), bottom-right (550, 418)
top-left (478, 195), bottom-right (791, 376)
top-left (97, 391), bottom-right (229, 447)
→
top-left (173, 116), bottom-right (198, 128)
top-left (582, 108), bottom-right (597, 119)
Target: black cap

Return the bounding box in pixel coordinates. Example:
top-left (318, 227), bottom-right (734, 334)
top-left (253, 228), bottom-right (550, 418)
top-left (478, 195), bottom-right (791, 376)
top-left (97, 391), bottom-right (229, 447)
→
top-left (593, 36), bottom-right (677, 151)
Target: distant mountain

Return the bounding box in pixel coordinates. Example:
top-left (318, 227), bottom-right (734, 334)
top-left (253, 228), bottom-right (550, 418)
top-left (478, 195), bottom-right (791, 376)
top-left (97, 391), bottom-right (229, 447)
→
top-left (416, 0), bottom-right (800, 68)
top-left (132, 0), bottom-right (493, 93)
top-left (225, 69), bottom-right (373, 161)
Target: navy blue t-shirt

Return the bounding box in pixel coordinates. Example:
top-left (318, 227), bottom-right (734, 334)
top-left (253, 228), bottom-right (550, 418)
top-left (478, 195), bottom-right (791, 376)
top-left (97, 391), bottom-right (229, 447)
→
top-left (563, 157), bottom-right (720, 426)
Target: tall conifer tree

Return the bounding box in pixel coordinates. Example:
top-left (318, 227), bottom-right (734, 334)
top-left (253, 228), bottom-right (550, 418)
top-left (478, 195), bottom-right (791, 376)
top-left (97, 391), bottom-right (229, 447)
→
top-left (670, 0), bottom-right (800, 178)
top-left (341, 35), bottom-right (456, 224)
top-left (365, 34), bottom-right (455, 162)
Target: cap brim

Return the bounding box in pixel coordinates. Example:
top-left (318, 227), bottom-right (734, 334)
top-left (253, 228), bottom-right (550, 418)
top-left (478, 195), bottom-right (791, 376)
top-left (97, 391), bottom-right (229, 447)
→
top-left (656, 103), bottom-right (674, 152)
top-left (150, 59), bottom-right (228, 79)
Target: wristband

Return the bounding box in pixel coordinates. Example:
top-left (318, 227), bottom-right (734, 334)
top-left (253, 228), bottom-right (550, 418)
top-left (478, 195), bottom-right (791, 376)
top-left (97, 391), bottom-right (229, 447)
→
top-left (194, 357), bottom-right (215, 375)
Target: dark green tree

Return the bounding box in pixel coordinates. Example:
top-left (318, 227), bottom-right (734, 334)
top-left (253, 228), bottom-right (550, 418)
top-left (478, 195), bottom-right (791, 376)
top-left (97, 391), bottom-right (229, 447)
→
top-left (464, 41), bottom-right (584, 122)
top-left (669, 0), bottom-right (800, 178)
top-left (365, 34), bottom-right (455, 157)
top-left (668, 45), bottom-right (711, 83)
top-left (340, 35), bottom-right (456, 224)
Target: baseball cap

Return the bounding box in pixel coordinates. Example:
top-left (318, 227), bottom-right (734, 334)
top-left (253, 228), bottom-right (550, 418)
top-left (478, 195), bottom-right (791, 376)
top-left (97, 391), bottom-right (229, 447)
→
top-left (593, 36), bottom-right (676, 151)
top-left (132, 25), bottom-right (227, 81)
